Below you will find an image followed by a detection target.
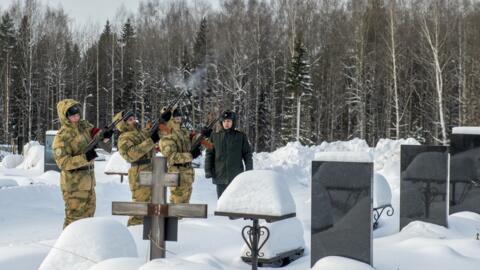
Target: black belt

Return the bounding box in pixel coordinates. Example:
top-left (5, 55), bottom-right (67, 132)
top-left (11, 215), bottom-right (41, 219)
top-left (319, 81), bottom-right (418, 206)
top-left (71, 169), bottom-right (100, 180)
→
top-left (174, 162), bottom-right (191, 167)
top-left (70, 165), bottom-right (93, 172)
top-left (132, 159), bottom-right (151, 166)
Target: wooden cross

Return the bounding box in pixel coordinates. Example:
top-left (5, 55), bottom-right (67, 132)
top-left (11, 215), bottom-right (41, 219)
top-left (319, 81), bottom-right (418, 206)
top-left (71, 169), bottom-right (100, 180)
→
top-left (112, 156), bottom-right (208, 259)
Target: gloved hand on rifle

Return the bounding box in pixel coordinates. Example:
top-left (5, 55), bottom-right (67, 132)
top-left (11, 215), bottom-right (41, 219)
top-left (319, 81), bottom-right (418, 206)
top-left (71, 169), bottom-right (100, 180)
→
top-left (190, 146), bottom-right (202, 159)
top-left (85, 148), bottom-right (98, 162)
top-left (102, 127), bottom-right (114, 139)
top-left (151, 129), bottom-right (160, 143)
top-left (160, 108), bottom-right (172, 123)
top-left (201, 126), bottom-right (213, 138)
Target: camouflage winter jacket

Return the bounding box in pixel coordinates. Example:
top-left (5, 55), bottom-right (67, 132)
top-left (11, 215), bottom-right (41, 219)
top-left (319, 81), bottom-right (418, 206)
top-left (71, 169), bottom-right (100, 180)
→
top-left (159, 120), bottom-right (193, 173)
top-left (52, 99), bottom-right (95, 192)
top-left (114, 112), bottom-right (156, 190)
top-left (114, 111), bottom-right (155, 164)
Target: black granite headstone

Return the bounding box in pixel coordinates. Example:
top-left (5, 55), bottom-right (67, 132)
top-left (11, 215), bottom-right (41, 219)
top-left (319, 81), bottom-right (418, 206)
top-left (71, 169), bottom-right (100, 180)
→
top-left (311, 161), bottom-right (373, 267)
top-left (44, 132), bottom-right (60, 172)
top-left (450, 134), bottom-right (480, 214)
top-left (400, 145), bottom-right (448, 229)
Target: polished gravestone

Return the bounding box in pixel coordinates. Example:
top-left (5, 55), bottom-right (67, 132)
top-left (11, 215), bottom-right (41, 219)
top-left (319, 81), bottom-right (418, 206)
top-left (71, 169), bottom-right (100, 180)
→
top-left (450, 131), bottom-right (480, 214)
top-left (400, 145), bottom-right (448, 229)
top-left (311, 161), bottom-right (373, 266)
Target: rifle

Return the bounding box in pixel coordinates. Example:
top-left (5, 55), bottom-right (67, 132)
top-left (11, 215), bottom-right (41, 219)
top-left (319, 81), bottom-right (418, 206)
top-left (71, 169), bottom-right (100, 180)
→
top-left (191, 115), bottom-right (222, 151)
top-left (162, 86), bottom-right (191, 117)
top-left (83, 110), bottom-right (134, 154)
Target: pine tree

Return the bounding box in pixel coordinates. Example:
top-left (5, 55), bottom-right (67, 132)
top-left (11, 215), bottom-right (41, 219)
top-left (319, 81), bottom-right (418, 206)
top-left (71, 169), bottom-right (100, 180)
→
top-left (282, 34), bottom-right (313, 144)
top-left (94, 20), bottom-right (113, 126)
top-left (0, 13), bottom-right (17, 144)
top-left (119, 18), bottom-right (136, 113)
top-left (191, 17), bottom-right (210, 127)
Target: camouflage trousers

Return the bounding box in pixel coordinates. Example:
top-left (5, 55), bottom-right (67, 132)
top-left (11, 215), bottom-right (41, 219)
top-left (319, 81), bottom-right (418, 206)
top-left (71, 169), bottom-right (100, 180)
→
top-left (62, 189), bottom-right (96, 229)
top-left (128, 165), bottom-right (152, 226)
top-left (169, 167), bottom-right (194, 204)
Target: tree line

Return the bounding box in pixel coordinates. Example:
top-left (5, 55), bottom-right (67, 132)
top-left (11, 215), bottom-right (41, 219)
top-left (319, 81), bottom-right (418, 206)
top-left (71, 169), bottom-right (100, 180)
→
top-left (1, 0), bottom-right (480, 153)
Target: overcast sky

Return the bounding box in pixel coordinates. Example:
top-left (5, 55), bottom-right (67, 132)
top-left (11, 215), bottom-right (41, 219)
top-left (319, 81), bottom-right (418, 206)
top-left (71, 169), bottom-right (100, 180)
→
top-left (0, 0), bottom-right (219, 27)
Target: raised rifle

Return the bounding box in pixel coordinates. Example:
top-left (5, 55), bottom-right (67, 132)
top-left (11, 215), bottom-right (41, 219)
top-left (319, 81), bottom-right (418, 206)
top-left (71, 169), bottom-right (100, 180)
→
top-left (163, 86), bottom-right (191, 114)
top-left (83, 110), bottom-right (134, 154)
top-left (191, 115), bottom-right (222, 151)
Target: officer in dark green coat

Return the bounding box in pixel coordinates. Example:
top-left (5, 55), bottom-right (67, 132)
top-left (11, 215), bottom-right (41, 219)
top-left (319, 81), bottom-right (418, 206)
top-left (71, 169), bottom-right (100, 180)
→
top-left (204, 110), bottom-right (253, 198)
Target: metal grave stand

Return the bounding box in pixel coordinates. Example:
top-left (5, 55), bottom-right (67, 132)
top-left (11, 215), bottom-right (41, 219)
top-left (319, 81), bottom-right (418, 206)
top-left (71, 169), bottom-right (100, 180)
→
top-left (215, 212), bottom-right (297, 270)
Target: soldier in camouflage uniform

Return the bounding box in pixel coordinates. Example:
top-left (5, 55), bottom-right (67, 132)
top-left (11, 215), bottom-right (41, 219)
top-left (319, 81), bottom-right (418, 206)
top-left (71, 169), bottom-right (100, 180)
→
top-left (53, 99), bottom-right (112, 228)
top-left (114, 110), bottom-right (171, 226)
top-left (160, 108), bottom-right (202, 204)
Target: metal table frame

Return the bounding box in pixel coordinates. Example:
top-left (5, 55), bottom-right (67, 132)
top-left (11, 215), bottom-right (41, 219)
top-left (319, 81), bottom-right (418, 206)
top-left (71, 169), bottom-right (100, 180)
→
top-left (215, 211), bottom-right (296, 270)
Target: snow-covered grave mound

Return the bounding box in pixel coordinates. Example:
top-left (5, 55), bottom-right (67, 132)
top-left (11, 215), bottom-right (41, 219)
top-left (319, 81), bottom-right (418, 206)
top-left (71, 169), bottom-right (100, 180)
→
top-left (241, 217), bottom-right (305, 259)
top-left (34, 170), bottom-right (60, 185)
top-left (313, 256), bottom-right (374, 270)
top-left (452, 126), bottom-right (480, 135)
top-left (374, 173), bottom-right (392, 208)
top-left (39, 218), bottom-right (137, 270)
top-left (0, 178), bottom-right (18, 188)
top-left (374, 212), bottom-right (480, 270)
top-left (0, 154), bottom-right (23, 169)
top-left (139, 257), bottom-right (222, 270)
top-left (216, 170), bottom-right (296, 216)
top-left (17, 141), bottom-right (44, 170)
top-left (104, 152), bottom-right (130, 174)
top-left (88, 258), bottom-right (144, 270)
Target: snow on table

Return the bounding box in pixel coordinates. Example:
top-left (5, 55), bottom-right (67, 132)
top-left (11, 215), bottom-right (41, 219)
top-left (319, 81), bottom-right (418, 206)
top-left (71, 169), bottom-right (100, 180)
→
top-left (313, 256), bottom-right (374, 270)
top-left (241, 217), bottom-right (305, 259)
top-left (374, 173), bottom-right (392, 208)
top-left (39, 217), bottom-right (137, 270)
top-left (104, 152), bottom-right (130, 174)
top-left (452, 126), bottom-right (480, 135)
top-left (216, 170), bottom-right (296, 217)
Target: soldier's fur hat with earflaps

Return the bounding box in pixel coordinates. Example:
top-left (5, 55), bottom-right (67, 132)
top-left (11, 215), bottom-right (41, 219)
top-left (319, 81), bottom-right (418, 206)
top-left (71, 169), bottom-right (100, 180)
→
top-left (221, 110), bottom-right (237, 129)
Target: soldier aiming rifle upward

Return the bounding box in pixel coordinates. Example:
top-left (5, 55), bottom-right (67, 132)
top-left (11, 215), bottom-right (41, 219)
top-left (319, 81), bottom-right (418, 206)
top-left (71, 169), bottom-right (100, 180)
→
top-left (158, 105), bottom-right (214, 204)
top-left (53, 99), bottom-right (128, 228)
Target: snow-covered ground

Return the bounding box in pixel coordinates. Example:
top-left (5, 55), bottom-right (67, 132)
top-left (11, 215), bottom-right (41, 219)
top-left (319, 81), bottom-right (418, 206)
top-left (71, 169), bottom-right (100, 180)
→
top-left (1, 138), bottom-right (480, 270)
